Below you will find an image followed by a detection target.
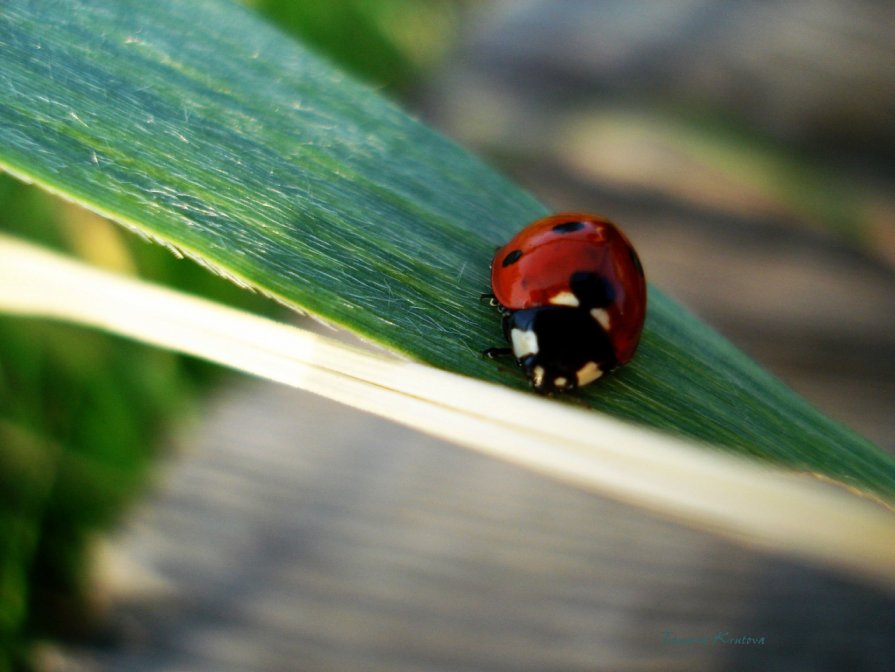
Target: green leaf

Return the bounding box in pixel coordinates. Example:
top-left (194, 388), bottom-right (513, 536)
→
top-left (1, 0), bottom-right (893, 503)
top-left (4, 236), bottom-right (895, 590)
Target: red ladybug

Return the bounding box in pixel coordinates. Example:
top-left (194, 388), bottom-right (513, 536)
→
top-left (485, 213), bottom-right (646, 393)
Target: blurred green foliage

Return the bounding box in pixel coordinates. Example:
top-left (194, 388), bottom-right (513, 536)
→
top-left (0, 174), bottom-right (275, 666)
top-left (0, 0), bottom-right (461, 665)
top-left (250, 0), bottom-right (461, 90)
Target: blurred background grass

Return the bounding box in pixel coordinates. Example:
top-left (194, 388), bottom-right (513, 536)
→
top-left (2, 0), bottom-right (894, 669)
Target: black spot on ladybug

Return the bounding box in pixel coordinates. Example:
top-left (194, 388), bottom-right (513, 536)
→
top-left (629, 247), bottom-right (644, 276)
top-left (552, 221), bottom-right (585, 233)
top-left (502, 249), bottom-right (523, 267)
top-left (569, 271), bottom-right (614, 307)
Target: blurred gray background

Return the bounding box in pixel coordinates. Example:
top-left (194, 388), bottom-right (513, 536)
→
top-left (58, 2), bottom-right (895, 671)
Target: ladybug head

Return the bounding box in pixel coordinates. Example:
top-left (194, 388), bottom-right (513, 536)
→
top-left (504, 306), bottom-right (617, 394)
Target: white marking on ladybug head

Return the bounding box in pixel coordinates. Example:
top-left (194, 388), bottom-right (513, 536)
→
top-left (554, 376), bottom-right (569, 389)
top-left (510, 328), bottom-right (539, 358)
top-left (576, 361), bottom-right (602, 386)
top-left (549, 291), bottom-right (579, 307)
top-left (590, 308), bottom-right (611, 331)
top-left (532, 365), bottom-right (546, 388)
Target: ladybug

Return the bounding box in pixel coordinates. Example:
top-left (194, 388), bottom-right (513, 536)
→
top-left (484, 213), bottom-right (646, 393)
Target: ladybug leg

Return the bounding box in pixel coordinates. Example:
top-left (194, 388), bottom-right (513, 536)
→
top-left (479, 292), bottom-right (502, 309)
top-left (484, 309), bottom-right (516, 359)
